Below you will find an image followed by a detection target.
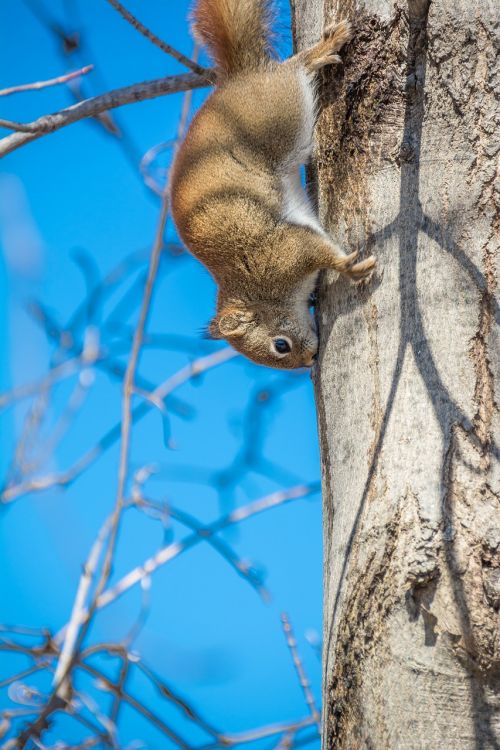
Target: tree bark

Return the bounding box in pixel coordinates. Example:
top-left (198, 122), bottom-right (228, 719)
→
top-left (292, 0), bottom-right (500, 746)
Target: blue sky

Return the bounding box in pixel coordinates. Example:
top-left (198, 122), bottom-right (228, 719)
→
top-left (0, 1), bottom-right (322, 746)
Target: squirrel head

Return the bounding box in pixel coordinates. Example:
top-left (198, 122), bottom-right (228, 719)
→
top-left (208, 299), bottom-right (318, 369)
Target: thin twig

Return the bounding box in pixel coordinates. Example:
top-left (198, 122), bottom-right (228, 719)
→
top-left (135, 659), bottom-right (221, 738)
top-left (0, 663), bottom-right (50, 690)
top-left (105, 0), bottom-right (205, 76)
top-left (139, 140), bottom-right (173, 196)
top-left (51, 69), bottom-right (199, 697)
top-left (109, 656), bottom-right (128, 727)
top-left (280, 613), bottom-right (321, 733)
top-left (0, 65), bottom-right (93, 97)
top-left (0, 70), bottom-right (212, 158)
top-left (139, 43), bottom-right (199, 194)
top-left (92, 483), bottom-right (317, 609)
top-left (71, 691), bottom-right (117, 746)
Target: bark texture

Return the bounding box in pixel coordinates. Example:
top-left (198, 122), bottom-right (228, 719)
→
top-left (292, 0), bottom-right (500, 746)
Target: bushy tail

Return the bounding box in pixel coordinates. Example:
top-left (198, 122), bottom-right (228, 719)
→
top-left (192, 0), bottom-right (274, 77)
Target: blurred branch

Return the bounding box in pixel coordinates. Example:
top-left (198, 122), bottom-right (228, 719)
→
top-left (81, 656), bottom-right (317, 749)
top-left (52, 70), bottom-right (201, 703)
top-left (80, 661), bottom-right (192, 749)
top-left (55, 483), bottom-right (319, 635)
top-left (53, 517), bottom-right (111, 688)
top-left (20, 0), bottom-right (152, 181)
top-left (214, 716), bottom-right (317, 747)
top-left (0, 70), bottom-right (212, 158)
top-left (139, 43), bottom-right (199, 195)
top-left (0, 348), bottom-right (236, 504)
top-left (0, 357), bottom-right (83, 410)
top-left (0, 65), bottom-right (93, 97)
top-left (139, 140), bottom-right (173, 196)
top-left (54, 177), bottom-right (172, 699)
top-left (105, 0), bottom-right (205, 76)
top-left (166, 502), bottom-right (270, 599)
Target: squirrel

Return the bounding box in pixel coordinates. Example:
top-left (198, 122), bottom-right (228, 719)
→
top-left (170, 0), bottom-right (376, 369)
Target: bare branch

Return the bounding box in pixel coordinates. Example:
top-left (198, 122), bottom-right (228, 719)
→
top-left (105, 0), bottom-right (205, 76)
top-left (0, 66), bottom-right (94, 97)
top-left (0, 21), bottom-right (322, 743)
top-left (0, 71), bottom-right (212, 159)
top-left (139, 44), bottom-right (199, 194)
top-left (280, 613), bottom-right (321, 733)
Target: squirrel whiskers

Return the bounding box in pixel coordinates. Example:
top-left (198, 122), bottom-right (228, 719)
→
top-left (171, 0), bottom-right (376, 370)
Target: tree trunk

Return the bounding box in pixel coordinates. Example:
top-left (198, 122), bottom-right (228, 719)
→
top-left (292, 0), bottom-right (500, 746)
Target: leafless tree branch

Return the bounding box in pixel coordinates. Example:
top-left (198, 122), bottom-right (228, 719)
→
top-left (0, 70), bottom-right (212, 158)
top-left (105, 0), bottom-right (205, 76)
top-left (280, 612), bottom-right (321, 733)
top-left (0, 65), bottom-right (94, 97)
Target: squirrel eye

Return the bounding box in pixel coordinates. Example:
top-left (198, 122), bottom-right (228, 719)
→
top-left (274, 338), bottom-right (291, 355)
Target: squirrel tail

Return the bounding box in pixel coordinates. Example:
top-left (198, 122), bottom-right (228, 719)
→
top-left (192, 0), bottom-right (274, 77)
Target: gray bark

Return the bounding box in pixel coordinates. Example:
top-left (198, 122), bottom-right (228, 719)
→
top-left (291, 0), bottom-right (500, 747)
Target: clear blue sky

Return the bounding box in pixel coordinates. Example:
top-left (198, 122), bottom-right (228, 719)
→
top-left (0, 1), bottom-right (322, 746)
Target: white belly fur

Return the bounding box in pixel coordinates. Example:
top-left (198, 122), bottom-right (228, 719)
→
top-left (282, 170), bottom-right (324, 233)
top-left (281, 71), bottom-right (324, 234)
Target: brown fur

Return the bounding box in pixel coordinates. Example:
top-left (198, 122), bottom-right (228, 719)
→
top-left (170, 1), bottom-right (376, 369)
top-left (191, 0), bottom-right (274, 78)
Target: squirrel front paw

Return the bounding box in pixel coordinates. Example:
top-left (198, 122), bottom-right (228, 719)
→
top-left (302, 19), bottom-right (353, 72)
top-left (323, 20), bottom-right (353, 46)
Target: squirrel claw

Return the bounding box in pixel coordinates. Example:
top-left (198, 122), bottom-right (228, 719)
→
top-left (346, 255), bottom-right (377, 282)
top-left (341, 250), bottom-right (359, 268)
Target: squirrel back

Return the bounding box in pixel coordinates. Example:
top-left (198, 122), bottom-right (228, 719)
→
top-left (192, 0), bottom-right (274, 77)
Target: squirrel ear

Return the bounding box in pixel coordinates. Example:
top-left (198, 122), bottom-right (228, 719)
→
top-left (210, 307), bottom-right (254, 338)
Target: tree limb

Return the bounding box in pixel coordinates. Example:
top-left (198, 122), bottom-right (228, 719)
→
top-left (0, 71), bottom-right (212, 159)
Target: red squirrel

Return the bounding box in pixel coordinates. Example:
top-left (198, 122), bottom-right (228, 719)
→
top-left (171, 1), bottom-right (376, 369)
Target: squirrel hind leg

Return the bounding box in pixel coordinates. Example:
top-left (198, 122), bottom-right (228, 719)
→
top-left (300, 19), bottom-right (352, 73)
top-left (316, 241), bottom-right (377, 283)
top-left (344, 255), bottom-right (377, 283)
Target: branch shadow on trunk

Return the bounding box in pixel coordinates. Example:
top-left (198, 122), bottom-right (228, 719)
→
top-left (323, 2), bottom-right (499, 744)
